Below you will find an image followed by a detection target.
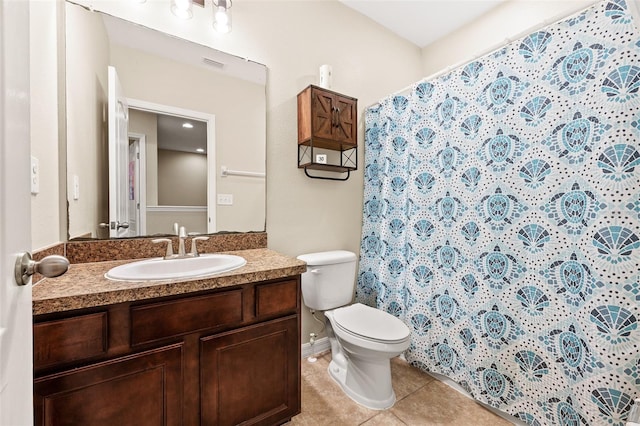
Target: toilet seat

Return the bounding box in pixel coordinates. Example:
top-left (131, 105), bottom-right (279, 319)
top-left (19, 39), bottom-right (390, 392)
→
top-left (332, 303), bottom-right (410, 344)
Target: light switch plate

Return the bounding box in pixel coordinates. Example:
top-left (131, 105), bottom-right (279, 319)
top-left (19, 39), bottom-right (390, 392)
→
top-left (73, 175), bottom-right (80, 200)
top-left (30, 156), bottom-right (39, 194)
top-left (217, 194), bottom-right (233, 205)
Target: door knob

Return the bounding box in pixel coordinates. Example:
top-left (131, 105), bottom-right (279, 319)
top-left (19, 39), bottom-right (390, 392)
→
top-left (14, 252), bottom-right (70, 286)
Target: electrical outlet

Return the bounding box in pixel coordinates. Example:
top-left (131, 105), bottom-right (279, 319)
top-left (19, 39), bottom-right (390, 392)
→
top-left (217, 194), bottom-right (233, 205)
top-left (315, 154), bottom-right (327, 164)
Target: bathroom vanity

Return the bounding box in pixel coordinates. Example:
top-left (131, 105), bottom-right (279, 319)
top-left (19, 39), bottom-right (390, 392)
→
top-left (32, 247), bottom-right (306, 426)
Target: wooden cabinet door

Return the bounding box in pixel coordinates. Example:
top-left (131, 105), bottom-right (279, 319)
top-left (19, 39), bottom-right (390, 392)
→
top-left (34, 344), bottom-right (183, 426)
top-left (333, 94), bottom-right (357, 145)
top-left (311, 88), bottom-right (336, 141)
top-left (200, 316), bottom-right (300, 426)
top-left (310, 89), bottom-right (357, 146)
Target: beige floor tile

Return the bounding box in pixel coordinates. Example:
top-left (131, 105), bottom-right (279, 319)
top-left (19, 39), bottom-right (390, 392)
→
top-left (289, 352), bottom-right (513, 426)
top-left (289, 359), bottom-right (378, 425)
top-left (390, 380), bottom-right (512, 426)
top-left (361, 411), bottom-right (407, 425)
top-left (390, 357), bottom-right (435, 401)
top-left (301, 352), bottom-right (331, 380)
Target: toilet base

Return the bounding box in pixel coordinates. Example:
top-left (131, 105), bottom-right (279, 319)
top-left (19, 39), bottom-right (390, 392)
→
top-left (327, 357), bottom-right (397, 410)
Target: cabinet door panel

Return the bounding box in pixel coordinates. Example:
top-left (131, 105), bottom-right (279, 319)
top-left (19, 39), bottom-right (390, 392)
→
top-left (311, 89), bottom-right (335, 140)
top-left (333, 95), bottom-right (357, 145)
top-left (200, 316), bottom-right (299, 426)
top-left (34, 344), bottom-right (183, 426)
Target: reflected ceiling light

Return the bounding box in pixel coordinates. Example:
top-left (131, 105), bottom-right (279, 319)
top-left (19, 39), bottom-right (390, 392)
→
top-left (171, 0), bottom-right (193, 19)
top-left (182, 122), bottom-right (194, 129)
top-left (212, 0), bottom-right (232, 34)
top-left (196, 148), bottom-right (205, 153)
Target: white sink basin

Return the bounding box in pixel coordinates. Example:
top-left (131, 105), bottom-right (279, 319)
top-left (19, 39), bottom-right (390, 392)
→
top-left (105, 254), bottom-right (247, 281)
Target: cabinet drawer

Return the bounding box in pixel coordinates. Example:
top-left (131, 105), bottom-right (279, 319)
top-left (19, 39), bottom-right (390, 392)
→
top-left (34, 312), bottom-right (107, 369)
top-left (255, 280), bottom-right (299, 318)
top-left (131, 289), bottom-right (243, 346)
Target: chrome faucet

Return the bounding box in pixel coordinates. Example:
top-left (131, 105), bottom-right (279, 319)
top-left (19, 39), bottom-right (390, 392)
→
top-left (153, 228), bottom-right (209, 259)
top-left (152, 238), bottom-right (175, 259)
top-left (178, 226), bottom-right (187, 257)
top-left (190, 236), bottom-right (209, 257)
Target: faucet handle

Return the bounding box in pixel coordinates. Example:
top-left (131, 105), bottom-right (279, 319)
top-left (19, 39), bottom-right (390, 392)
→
top-left (190, 236), bottom-right (209, 257)
top-left (152, 238), bottom-right (174, 259)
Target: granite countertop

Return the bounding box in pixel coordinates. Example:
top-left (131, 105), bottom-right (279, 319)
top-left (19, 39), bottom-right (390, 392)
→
top-left (32, 248), bottom-right (307, 316)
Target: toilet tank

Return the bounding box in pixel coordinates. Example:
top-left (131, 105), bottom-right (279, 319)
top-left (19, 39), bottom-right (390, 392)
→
top-left (297, 250), bottom-right (358, 311)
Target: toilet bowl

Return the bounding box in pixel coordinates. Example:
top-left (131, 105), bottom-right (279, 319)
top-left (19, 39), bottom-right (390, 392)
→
top-left (297, 251), bottom-right (411, 410)
top-left (325, 303), bottom-right (411, 409)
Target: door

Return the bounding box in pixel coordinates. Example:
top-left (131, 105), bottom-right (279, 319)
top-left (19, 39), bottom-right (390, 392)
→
top-left (127, 138), bottom-right (139, 237)
top-left (333, 94), bottom-right (357, 145)
top-left (0, 0), bottom-right (33, 424)
top-left (108, 66), bottom-right (131, 238)
top-left (128, 132), bottom-right (147, 235)
top-left (311, 88), bottom-right (335, 141)
top-left (34, 344), bottom-right (184, 425)
top-left (200, 316), bottom-right (300, 425)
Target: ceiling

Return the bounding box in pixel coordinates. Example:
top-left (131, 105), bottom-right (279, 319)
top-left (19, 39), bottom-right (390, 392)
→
top-left (339, 0), bottom-right (508, 48)
top-left (156, 113), bottom-right (208, 154)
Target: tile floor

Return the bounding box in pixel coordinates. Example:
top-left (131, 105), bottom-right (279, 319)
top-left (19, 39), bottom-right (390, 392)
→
top-left (288, 352), bottom-right (513, 425)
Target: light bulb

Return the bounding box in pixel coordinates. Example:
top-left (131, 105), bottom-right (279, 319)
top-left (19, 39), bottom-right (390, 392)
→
top-left (215, 9), bottom-right (228, 26)
top-left (171, 0), bottom-right (193, 19)
top-left (212, 2), bottom-right (232, 33)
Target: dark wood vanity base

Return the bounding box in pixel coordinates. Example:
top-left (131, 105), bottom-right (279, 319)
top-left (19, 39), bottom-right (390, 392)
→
top-left (34, 277), bottom-right (301, 426)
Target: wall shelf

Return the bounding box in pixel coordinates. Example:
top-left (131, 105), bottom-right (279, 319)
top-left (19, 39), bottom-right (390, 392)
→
top-left (297, 85), bottom-right (357, 181)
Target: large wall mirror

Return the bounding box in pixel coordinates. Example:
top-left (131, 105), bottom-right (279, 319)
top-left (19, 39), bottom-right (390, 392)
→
top-left (65, 1), bottom-right (266, 240)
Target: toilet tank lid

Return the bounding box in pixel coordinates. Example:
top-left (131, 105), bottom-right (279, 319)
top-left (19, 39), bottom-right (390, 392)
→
top-left (297, 250), bottom-right (357, 265)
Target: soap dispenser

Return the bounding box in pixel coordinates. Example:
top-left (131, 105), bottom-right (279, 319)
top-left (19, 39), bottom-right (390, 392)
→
top-left (627, 398), bottom-right (640, 426)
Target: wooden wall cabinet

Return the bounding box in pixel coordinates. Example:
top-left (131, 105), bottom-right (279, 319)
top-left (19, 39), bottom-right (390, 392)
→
top-left (297, 85), bottom-right (357, 178)
top-left (34, 277), bottom-right (301, 426)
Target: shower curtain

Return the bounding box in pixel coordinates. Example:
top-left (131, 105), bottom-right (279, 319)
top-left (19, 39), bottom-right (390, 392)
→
top-left (356, 1), bottom-right (640, 424)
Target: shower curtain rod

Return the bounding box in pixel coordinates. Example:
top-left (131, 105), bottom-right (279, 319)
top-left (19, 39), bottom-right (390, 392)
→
top-left (367, 0), bottom-right (602, 108)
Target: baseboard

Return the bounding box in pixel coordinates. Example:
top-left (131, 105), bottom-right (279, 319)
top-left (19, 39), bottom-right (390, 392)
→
top-left (301, 336), bottom-right (330, 359)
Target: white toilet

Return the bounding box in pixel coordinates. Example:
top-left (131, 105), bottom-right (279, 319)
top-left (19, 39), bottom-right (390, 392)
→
top-left (297, 250), bottom-right (411, 410)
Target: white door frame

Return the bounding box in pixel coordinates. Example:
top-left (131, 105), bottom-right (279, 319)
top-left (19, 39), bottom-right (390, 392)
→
top-left (129, 132), bottom-right (147, 235)
top-left (127, 98), bottom-right (216, 233)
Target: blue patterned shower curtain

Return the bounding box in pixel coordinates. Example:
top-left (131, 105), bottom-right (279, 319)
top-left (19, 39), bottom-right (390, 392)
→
top-left (356, 1), bottom-right (640, 424)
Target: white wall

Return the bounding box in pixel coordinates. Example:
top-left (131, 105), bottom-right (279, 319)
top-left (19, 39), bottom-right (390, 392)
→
top-left (65, 3), bottom-right (110, 239)
top-left (30, 1), bottom-right (63, 249)
top-left (157, 149), bottom-right (207, 206)
top-left (421, 0), bottom-right (599, 77)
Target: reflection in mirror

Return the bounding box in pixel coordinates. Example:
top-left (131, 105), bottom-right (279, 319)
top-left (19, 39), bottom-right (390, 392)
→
top-left (129, 106), bottom-right (210, 237)
top-left (65, 1), bottom-right (266, 240)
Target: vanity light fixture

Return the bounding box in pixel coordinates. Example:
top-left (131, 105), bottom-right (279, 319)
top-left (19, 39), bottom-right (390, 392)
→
top-left (171, 0), bottom-right (193, 20)
top-left (182, 122), bottom-right (194, 129)
top-left (212, 0), bottom-right (232, 34)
